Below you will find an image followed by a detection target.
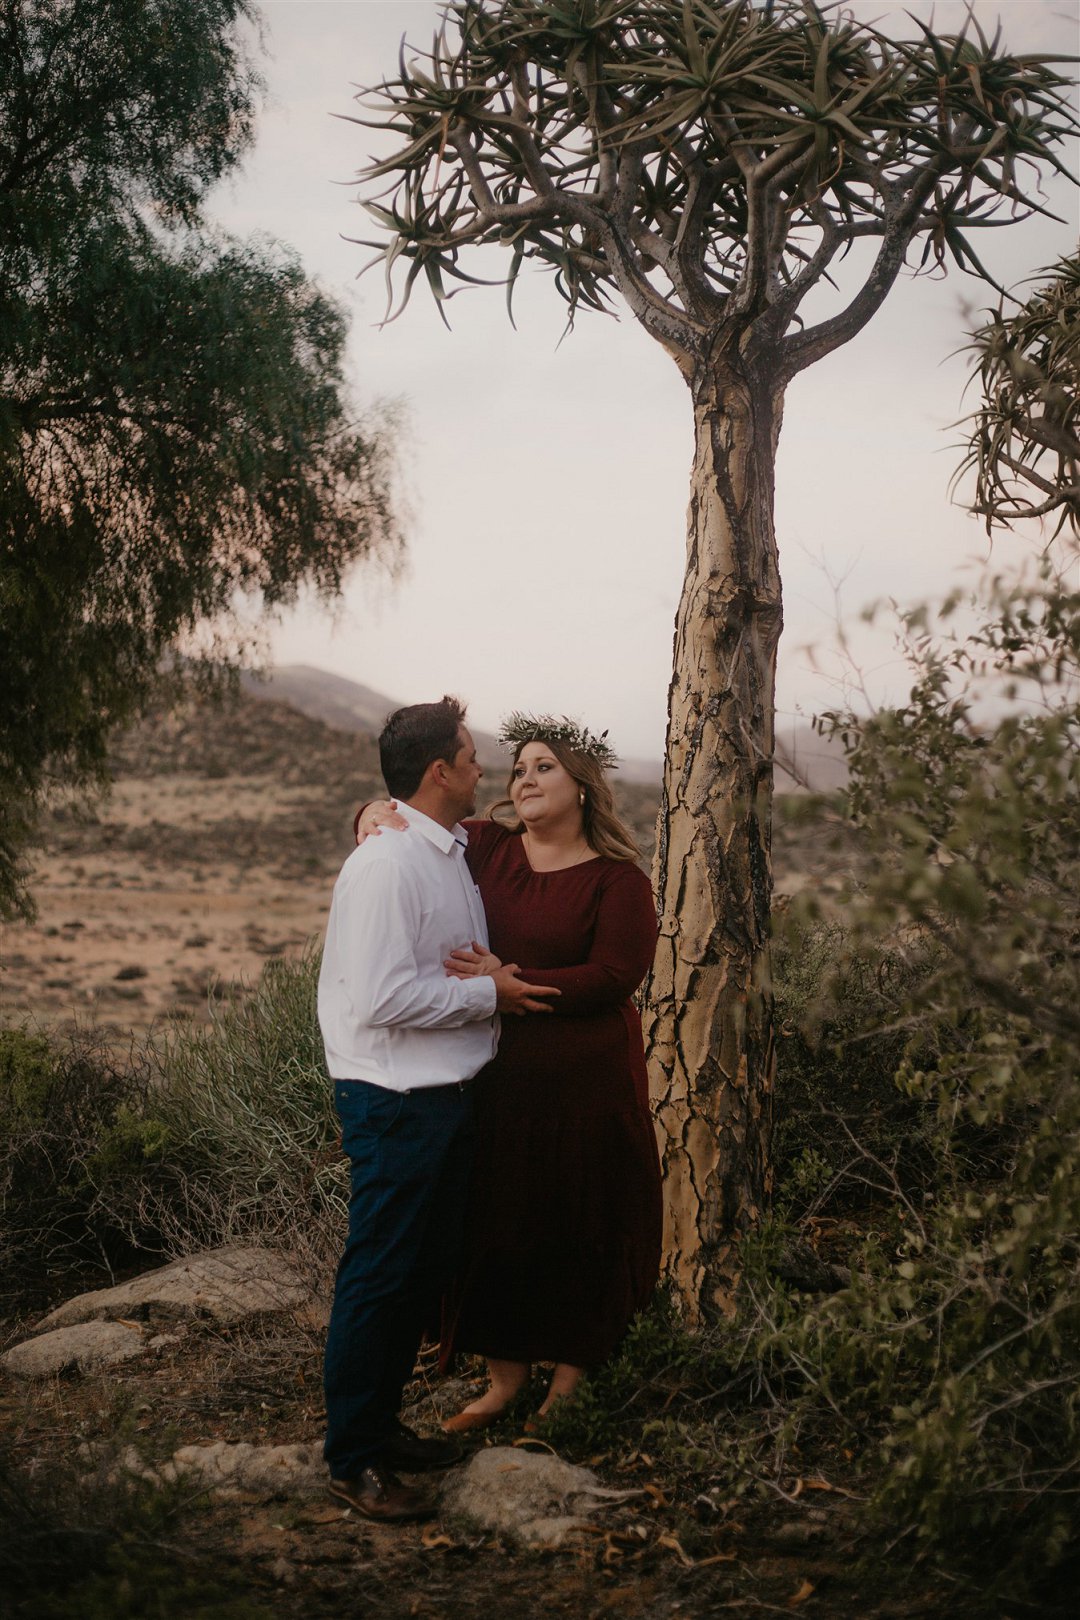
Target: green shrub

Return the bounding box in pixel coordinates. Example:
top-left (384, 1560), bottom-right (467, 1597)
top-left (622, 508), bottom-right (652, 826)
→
top-left (1, 950), bottom-right (344, 1313)
top-left (534, 1289), bottom-right (734, 1456)
top-left (772, 917), bottom-right (941, 1216)
top-left (0, 1027), bottom-right (55, 1120)
top-left (0, 1026), bottom-right (156, 1312)
top-left (767, 560), bottom-right (1080, 1598)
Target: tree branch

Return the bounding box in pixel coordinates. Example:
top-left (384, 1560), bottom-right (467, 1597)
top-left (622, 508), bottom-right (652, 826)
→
top-left (594, 215), bottom-right (700, 367)
top-left (673, 154), bottom-right (732, 322)
top-left (507, 60), bottom-right (561, 202)
top-left (447, 123), bottom-right (557, 223)
top-left (779, 165), bottom-right (944, 378)
top-left (765, 203), bottom-right (845, 332)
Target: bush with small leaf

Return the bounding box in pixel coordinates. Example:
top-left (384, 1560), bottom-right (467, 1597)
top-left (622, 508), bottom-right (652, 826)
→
top-left (773, 556), bottom-right (1080, 1595)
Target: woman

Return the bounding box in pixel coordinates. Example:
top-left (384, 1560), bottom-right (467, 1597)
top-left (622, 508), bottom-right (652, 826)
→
top-left (356, 713), bottom-right (662, 1428)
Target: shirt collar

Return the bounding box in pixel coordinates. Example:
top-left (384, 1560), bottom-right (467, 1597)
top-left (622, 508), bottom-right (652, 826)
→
top-left (397, 800), bottom-right (469, 854)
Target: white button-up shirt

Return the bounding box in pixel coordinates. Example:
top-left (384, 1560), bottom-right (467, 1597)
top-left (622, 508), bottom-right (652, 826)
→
top-left (317, 802), bottom-right (498, 1091)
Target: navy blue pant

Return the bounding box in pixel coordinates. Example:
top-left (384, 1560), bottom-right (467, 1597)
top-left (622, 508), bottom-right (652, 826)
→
top-left (323, 1079), bottom-right (477, 1480)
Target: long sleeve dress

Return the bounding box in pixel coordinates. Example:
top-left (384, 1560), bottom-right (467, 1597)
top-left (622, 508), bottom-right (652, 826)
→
top-left (443, 818), bottom-right (663, 1368)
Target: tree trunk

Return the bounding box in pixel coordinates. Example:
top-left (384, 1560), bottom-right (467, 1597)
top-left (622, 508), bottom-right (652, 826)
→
top-left (645, 361), bottom-right (784, 1320)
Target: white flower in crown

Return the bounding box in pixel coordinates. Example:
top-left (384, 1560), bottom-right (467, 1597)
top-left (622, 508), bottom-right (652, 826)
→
top-left (497, 712), bottom-right (619, 770)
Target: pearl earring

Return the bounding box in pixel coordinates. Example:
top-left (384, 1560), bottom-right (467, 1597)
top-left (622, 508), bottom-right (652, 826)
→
top-left (579, 791), bottom-right (586, 806)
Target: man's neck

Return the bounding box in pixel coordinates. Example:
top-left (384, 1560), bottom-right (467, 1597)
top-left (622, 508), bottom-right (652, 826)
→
top-left (403, 789), bottom-right (459, 832)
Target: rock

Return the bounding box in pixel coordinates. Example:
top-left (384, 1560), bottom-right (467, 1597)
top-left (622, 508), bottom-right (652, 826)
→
top-left (402, 1376), bottom-right (477, 1432)
top-left (440, 1446), bottom-right (639, 1546)
top-left (761, 1511), bottom-right (831, 1548)
top-left (124, 1440), bottom-right (324, 1500)
top-left (2, 1320), bottom-right (145, 1379)
top-left (36, 1246), bottom-right (312, 1332)
top-left (770, 1237), bottom-right (850, 1294)
top-left (146, 1330), bottom-right (185, 1352)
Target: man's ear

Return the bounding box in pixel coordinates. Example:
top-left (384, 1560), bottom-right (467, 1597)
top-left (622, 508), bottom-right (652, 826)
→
top-left (429, 756), bottom-right (451, 791)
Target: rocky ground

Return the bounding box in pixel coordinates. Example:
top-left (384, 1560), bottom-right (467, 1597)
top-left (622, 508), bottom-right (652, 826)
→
top-left (1, 1247), bottom-right (940, 1620)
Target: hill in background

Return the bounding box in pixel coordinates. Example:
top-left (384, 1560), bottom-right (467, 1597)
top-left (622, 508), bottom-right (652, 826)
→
top-left (244, 666), bottom-right (849, 792)
top-left (2, 677), bottom-right (855, 1034)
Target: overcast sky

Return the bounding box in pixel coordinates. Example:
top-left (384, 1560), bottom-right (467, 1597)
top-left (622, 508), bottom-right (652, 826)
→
top-left (209, 0), bottom-right (1079, 759)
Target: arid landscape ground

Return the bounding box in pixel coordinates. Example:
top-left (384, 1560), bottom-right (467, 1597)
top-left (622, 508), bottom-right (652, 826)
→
top-left (2, 688), bottom-right (382, 1034)
top-left (1, 679), bottom-right (849, 1038)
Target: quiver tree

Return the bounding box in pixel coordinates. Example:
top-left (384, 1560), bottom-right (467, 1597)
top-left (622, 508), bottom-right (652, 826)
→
top-left (958, 251), bottom-right (1080, 537)
top-left (350, 0), bottom-right (1078, 1314)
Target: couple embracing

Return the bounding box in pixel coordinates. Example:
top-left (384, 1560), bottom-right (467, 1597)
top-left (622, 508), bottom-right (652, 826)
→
top-left (317, 696), bottom-right (662, 1521)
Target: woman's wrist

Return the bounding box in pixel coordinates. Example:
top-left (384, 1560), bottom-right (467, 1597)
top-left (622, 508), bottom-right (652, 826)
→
top-left (352, 800), bottom-right (373, 842)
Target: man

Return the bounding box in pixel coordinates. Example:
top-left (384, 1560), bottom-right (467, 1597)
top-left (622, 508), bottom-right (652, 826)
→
top-left (317, 696), bottom-right (558, 1522)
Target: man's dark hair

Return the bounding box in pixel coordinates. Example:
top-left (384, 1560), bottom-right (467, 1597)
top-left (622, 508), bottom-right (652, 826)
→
top-left (379, 695), bottom-right (467, 798)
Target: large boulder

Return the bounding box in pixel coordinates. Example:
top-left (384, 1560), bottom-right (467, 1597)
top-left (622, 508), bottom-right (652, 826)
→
top-left (126, 1440), bottom-right (325, 1499)
top-left (440, 1445), bottom-right (638, 1546)
top-left (36, 1246), bottom-right (311, 1331)
top-left (2, 1320), bottom-right (146, 1379)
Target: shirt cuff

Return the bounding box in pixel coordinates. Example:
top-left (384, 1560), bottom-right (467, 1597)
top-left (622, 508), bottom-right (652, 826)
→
top-left (463, 975), bottom-right (498, 1018)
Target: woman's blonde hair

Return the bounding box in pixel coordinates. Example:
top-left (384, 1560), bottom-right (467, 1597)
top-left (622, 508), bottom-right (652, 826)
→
top-left (489, 737), bottom-right (642, 863)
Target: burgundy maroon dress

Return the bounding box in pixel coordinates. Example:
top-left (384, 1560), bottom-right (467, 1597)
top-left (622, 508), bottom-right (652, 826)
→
top-left (444, 819), bottom-right (663, 1368)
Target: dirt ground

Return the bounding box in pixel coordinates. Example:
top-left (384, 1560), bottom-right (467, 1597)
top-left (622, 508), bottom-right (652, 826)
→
top-left (1, 691), bottom-right (378, 1034)
top-left (1, 777), bottom-right (335, 1032)
top-left (0, 1310), bottom-right (964, 1620)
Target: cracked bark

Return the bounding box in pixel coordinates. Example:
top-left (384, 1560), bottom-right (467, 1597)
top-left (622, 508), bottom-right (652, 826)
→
top-left (646, 354), bottom-right (783, 1319)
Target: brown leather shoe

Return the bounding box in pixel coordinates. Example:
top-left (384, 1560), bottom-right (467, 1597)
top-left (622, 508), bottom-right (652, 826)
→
top-left (383, 1419), bottom-right (463, 1471)
top-left (329, 1464), bottom-right (435, 1522)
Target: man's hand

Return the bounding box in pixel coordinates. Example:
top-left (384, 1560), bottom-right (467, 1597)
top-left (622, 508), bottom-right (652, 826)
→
top-left (490, 965), bottom-right (561, 1016)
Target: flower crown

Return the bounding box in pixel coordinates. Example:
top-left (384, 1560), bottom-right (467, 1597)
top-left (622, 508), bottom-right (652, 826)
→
top-left (497, 711), bottom-right (619, 770)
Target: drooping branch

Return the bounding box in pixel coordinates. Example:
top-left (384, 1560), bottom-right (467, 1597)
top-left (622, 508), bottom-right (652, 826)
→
top-left (956, 254), bottom-right (1080, 537)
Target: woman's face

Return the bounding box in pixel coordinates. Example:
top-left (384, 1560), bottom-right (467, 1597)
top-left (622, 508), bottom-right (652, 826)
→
top-left (510, 742), bottom-right (583, 830)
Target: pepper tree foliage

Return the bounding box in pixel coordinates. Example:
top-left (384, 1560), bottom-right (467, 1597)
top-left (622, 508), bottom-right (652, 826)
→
top-left (0, 0), bottom-right (400, 919)
top-left (958, 251), bottom-right (1080, 536)
top-left (352, 0), bottom-right (1076, 374)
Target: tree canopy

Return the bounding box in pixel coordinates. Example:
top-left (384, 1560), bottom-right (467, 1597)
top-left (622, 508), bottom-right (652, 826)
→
top-left (958, 252), bottom-right (1080, 537)
top-left (0, 0), bottom-right (400, 918)
top-left (353, 0), bottom-right (1076, 374)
